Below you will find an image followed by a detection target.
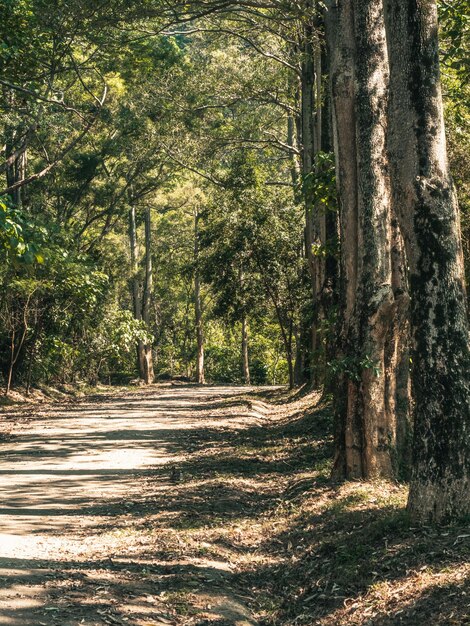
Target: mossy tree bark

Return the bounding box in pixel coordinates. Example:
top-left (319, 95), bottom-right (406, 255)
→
top-left (353, 0), bottom-right (397, 478)
top-left (383, 0), bottom-right (470, 522)
top-left (327, 0), bottom-right (411, 479)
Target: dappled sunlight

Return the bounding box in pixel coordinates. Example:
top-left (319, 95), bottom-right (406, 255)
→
top-left (0, 386), bottom-right (259, 539)
top-left (0, 386), bottom-right (468, 625)
top-left (321, 565), bottom-right (470, 625)
top-left (0, 385), bottom-right (272, 624)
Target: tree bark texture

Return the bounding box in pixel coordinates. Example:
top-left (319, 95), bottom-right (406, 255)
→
top-left (328, 0), bottom-right (361, 477)
top-left (354, 0), bottom-right (396, 478)
top-left (301, 14), bottom-right (335, 387)
top-left (327, 0), bottom-right (411, 479)
top-left (383, 0), bottom-right (470, 521)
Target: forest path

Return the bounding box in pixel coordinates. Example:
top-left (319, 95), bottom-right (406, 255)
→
top-left (0, 384), bottom-right (270, 626)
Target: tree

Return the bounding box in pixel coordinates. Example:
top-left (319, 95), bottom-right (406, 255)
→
top-left (1, 0), bottom-right (468, 525)
top-left (194, 205), bottom-right (206, 384)
top-left (383, 0), bottom-right (470, 522)
top-left (325, 0), bottom-right (411, 480)
top-left (199, 150), bottom-right (308, 389)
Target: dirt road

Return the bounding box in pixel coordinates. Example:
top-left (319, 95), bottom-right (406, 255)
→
top-left (0, 385), bottom-right (267, 626)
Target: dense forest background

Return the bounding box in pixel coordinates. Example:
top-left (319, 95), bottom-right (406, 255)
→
top-left (0, 0), bottom-right (319, 390)
top-left (1, 0), bottom-right (469, 523)
top-left (1, 1), bottom-right (467, 390)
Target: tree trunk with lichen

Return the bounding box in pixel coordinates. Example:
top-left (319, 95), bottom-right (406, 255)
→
top-left (383, 0), bottom-right (470, 522)
top-left (327, 0), bottom-right (411, 479)
top-left (354, 0), bottom-right (397, 478)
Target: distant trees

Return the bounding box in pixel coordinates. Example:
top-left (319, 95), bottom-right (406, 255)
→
top-left (199, 151), bottom-right (309, 389)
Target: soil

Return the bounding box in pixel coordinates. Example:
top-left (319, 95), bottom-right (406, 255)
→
top-left (0, 384), bottom-right (469, 626)
top-left (0, 384), bottom-right (265, 626)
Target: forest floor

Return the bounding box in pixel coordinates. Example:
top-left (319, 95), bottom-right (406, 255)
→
top-left (0, 384), bottom-right (468, 626)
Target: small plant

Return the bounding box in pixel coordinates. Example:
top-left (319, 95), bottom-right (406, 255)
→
top-left (328, 354), bottom-right (381, 382)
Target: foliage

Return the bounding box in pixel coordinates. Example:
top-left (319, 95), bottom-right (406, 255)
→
top-left (0, 0), bottom-right (467, 395)
top-left (304, 151), bottom-right (337, 213)
top-left (439, 0), bottom-right (469, 87)
top-left (328, 354), bottom-right (381, 382)
top-left (0, 197), bottom-right (45, 262)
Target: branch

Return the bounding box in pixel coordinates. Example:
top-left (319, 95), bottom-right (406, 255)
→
top-left (162, 26), bottom-right (300, 75)
top-left (0, 79), bottom-right (85, 119)
top-left (162, 145), bottom-right (225, 187)
top-left (0, 125), bottom-right (38, 174)
top-left (0, 85), bottom-right (108, 196)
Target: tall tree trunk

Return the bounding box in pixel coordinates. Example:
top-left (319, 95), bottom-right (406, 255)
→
top-left (287, 114), bottom-right (301, 195)
top-left (269, 293), bottom-right (295, 390)
top-left (142, 206), bottom-right (155, 384)
top-left (314, 33), bottom-right (340, 391)
top-left (294, 326), bottom-right (305, 386)
top-left (288, 106), bottom-right (311, 385)
top-left (14, 147), bottom-right (26, 209)
top-left (301, 13), bottom-right (324, 386)
top-left (353, 0), bottom-right (397, 478)
top-left (301, 18), bottom-right (317, 287)
top-left (327, 0), bottom-right (360, 476)
top-left (383, 0), bottom-right (470, 522)
top-left (302, 10), bottom-right (338, 389)
top-left (241, 314), bottom-right (251, 385)
top-left (5, 330), bottom-right (16, 396)
top-left (328, 0), bottom-right (409, 479)
top-left (311, 39), bottom-right (327, 387)
top-left (5, 127), bottom-right (26, 209)
top-left (313, 40), bottom-right (326, 313)
top-left (128, 204), bottom-right (147, 380)
top-left (194, 208), bottom-right (205, 384)
top-left (387, 219), bottom-right (412, 478)
top-left (3, 87), bottom-right (27, 209)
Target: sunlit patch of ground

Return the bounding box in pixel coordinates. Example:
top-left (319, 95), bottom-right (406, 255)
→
top-left (0, 385), bottom-right (468, 626)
